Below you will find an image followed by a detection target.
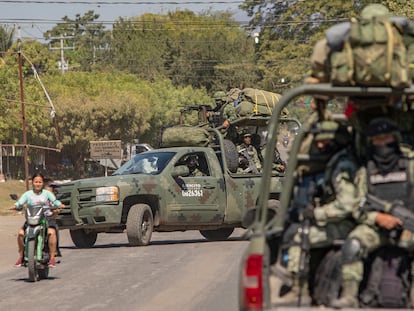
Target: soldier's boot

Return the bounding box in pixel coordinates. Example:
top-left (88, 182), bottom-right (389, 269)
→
top-left (274, 277), bottom-right (311, 306)
top-left (331, 280), bottom-right (359, 309)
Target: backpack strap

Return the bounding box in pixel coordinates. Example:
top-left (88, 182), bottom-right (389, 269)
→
top-left (383, 19), bottom-right (394, 82)
top-left (344, 40), bottom-right (355, 84)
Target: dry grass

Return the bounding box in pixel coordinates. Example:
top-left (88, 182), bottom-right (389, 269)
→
top-left (0, 180), bottom-right (27, 216)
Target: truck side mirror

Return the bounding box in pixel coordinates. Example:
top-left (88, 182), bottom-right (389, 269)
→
top-left (171, 165), bottom-right (190, 178)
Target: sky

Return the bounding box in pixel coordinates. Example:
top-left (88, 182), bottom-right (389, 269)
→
top-left (0, 0), bottom-right (248, 41)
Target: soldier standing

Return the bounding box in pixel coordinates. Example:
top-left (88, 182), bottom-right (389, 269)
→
top-left (210, 91), bottom-right (238, 129)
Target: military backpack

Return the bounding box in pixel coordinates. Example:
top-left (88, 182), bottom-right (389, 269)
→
top-left (311, 16), bottom-right (414, 88)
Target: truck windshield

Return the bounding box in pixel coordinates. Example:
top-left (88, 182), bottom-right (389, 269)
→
top-left (112, 152), bottom-right (175, 175)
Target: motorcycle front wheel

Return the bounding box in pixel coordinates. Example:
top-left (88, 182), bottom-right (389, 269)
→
top-left (27, 239), bottom-right (38, 282)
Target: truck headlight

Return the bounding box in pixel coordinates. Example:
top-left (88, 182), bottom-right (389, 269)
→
top-left (96, 186), bottom-right (119, 202)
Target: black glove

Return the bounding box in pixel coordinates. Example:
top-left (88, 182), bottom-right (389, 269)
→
top-left (239, 157), bottom-right (249, 169)
top-left (302, 204), bottom-right (315, 222)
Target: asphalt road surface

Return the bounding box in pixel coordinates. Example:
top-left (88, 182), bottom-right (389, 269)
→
top-left (0, 216), bottom-right (248, 311)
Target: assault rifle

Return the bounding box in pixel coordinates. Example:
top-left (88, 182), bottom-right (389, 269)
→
top-left (361, 193), bottom-right (414, 233)
top-left (238, 147), bottom-right (259, 174)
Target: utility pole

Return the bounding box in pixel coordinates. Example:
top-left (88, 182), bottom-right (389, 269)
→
top-left (49, 35), bottom-right (75, 74)
top-left (17, 27), bottom-right (29, 190)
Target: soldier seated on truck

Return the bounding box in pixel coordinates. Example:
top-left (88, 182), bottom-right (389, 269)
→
top-left (237, 132), bottom-right (261, 174)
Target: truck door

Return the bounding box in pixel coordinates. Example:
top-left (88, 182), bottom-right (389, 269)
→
top-left (167, 152), bottom-right (226, 224)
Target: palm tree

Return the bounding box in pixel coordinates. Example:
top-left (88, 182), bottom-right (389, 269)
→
top-left (0, 25), bottom-right (15, 54)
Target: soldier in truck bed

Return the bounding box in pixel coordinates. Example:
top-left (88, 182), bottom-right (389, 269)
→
top-left (276, 121), bottom-right (358, 306)
top-left (209, 91), bottom-right (238, 129)
top-left (332, 118), bottom-right (414, 308)
top-left (237, 132), bottom-right (262, 174)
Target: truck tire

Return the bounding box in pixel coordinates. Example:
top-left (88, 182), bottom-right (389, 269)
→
top-left (224, 139), bottom-right (239, 173)
top-left (70, 229), bottom-right (98, 248)
top-left (200, 227), bottom-right (234, 241)
top-left (126, 204), bottom-right (153, 246)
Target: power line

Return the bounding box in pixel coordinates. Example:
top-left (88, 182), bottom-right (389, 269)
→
top-left (0, 0), bottom-right (245, 4)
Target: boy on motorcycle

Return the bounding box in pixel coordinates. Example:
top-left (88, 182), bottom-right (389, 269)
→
top-left (10, 173), bottom-right (64, 268)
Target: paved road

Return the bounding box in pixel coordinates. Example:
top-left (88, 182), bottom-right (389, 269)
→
top-left (0, 216), bottom-right (248, 311)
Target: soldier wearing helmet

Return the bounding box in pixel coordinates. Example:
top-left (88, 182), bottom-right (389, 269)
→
top-left (237, 131), bottom-right (262, 174)
top-left (185, 155), bottom-right (205, 177)
top-left (276, 120), bottom-right (358, 306)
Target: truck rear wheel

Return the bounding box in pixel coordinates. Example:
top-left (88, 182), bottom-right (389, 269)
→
top-left (126, 204), bottom-right (153, 246)
top-left (200, 228), bottom-right (234, 241)
top-left (70, 229), bottom-right (98, 248)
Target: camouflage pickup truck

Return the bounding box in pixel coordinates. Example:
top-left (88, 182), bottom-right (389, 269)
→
top-left (56, 116), bottom-right (298, 248)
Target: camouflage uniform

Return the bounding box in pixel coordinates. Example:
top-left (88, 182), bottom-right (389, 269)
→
top-left (333, 118), bottom-right (414, 308)
top-left (261, 146), bottom-right (286, 173)
top-left (237, 134), bottom-right (262, 173)
top-left (188, 167), bottom-right (205, 177)
top-left (277, 121), bottom-right (358, 305)
top-left (222, 102), bottom-right (238, 124)
top-left (210, 91), bottom-right (238, 128)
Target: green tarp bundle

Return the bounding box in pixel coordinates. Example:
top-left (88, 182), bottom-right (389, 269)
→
top-left (161, 126), bottom-right (210, 147)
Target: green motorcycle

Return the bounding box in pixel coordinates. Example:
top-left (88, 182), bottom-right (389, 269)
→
top-left (23, 203), bottom-right (52, 282)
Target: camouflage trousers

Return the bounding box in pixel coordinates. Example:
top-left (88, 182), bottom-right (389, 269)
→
top-left (287, 221), bottom-right (355, 274)
top-left (342, 224), bottom-right (414, 282)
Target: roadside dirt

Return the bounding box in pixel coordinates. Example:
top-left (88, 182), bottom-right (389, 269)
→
top-left (0, 180), bottom-right (27, 215)
top-left (0, 215), bottom-right (26, 273)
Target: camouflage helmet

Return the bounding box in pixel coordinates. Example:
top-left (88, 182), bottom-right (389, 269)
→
top-left (213, 91), bottom-right (227, 102)
top-left (361, 3), bottom-right (389, 19)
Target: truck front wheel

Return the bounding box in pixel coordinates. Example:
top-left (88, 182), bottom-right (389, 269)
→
top-left (70, 229), bottom-right (98, 248)
top-left (126, 204), bottom-right (153, 246)
top-left (200, 228), bottom-right (234, 241)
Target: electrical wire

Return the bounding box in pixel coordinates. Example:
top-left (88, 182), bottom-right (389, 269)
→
top-left (0, 0), bottom-right (246, 4)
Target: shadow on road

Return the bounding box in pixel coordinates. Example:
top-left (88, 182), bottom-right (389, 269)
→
top-left (59, 235), bottom-right (246, 249)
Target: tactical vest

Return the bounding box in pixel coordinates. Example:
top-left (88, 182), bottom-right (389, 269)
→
top-left (366, 152), bottom-right (414, 212)
top-left (211, 103), bottom-right (228, 127)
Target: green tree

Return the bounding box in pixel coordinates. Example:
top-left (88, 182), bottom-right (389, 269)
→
top-left (44, 11), bottom-right (110, 72)
top-left (240, 0), bottom-right (377, 90)
top-left (0, 25), bottom-right (14, 54)
top-left (0, 39), bottom-right (58, 144)
top-left (111, 10), bottom-right (258, 92)
top-left (42, 72), bottom-right (210, 176)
